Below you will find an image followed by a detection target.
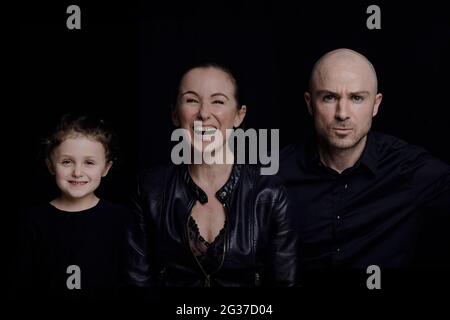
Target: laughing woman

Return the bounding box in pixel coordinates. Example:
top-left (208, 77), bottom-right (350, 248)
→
top-left (126, 63), bottom-right (298, 287)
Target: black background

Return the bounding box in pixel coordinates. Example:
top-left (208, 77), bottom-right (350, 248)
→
top-left (19, 0), bottom-right (450, 311)
top-left (21, 0), bottom-right (450, 205)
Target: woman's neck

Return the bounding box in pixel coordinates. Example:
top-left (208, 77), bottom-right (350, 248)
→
top-left (188, 163), bottom-right (233, 193)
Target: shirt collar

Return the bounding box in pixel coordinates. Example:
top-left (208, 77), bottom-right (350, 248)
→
top-left (298, 131), bottom-right (379, 176)
top-left (357, 132), bottom-right (378, 175)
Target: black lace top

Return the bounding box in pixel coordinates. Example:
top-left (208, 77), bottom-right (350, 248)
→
top-left (187, 216), bottom-right (227, 275)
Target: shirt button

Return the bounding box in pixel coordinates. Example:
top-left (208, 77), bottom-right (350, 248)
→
top-left (337, 248), bottom-right (340, 253)
top-left (344, 184), bottom-right (348, 189)
top-left (337, 215), bottom-right (341, 220)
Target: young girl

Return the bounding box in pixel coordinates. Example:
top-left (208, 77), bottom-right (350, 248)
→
top-left (18, 114), bottom-right (129, 299)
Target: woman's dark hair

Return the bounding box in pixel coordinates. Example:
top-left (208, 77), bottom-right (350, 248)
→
top-left (44, 113), bottom-right (118, 164)
top-left (173, 62), bottom-right (244, 110)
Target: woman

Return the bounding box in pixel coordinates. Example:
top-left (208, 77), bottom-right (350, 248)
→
top-left (126, 63), bottom-right (297, 287)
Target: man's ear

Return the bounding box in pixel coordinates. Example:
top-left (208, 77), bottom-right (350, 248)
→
top-left (102, 161), bottom-right (113, 177)
top-left (172, 110), bottom-right (180, 126)
top-left (46, 158), bottom-right (55, 175)
top-left (233, 105), bottom-right (247, 128)
top-left (305, 92), bottom-right (313, 115)
top-left (373, 93), bottom-right (383, 117)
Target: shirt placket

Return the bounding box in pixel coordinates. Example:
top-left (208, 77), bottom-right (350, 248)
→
top-left (331, 175), bottom-right (349, 267)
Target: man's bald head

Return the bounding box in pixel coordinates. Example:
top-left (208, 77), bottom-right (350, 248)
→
top-left (304, 48), bottom-right (383, 155)
top-left (309, 48), bottom-right (378, 93)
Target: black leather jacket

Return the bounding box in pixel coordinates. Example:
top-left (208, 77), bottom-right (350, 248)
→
top-left (125, 164), bottom-right (298, 287)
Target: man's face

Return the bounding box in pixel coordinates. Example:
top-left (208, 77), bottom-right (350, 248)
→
top-left (305, 60), bottom-right (382, 150)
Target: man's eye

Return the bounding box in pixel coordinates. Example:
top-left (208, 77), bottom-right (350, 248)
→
top-left (212, 100), bottom-right (224, 104)
top-left (85, 161), bottom-right (95, 165)
top-left (323, 95), bottom-right (336, 102)
top-left (61, 160), bottom-right (72, 165)
top-left (352, 95), bottom-right (364, 103)
top-left (186, 98), bottom-right (199, 103)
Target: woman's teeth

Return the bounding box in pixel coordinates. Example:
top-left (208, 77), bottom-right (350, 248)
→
top-left (194, 127), bottom-right (217, 135)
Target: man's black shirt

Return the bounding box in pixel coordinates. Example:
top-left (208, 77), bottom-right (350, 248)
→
top-left (278, 131), bottom-right (450, 285)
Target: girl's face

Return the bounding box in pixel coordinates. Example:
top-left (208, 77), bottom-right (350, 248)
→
top-left (48, 135), bottom-right (112, 202)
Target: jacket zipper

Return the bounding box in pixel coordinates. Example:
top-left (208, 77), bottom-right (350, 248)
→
top-left (186, 199), bottom-right (210, 287)
top-left (215, 202), bottom-right (229, 274)
top-left (185, 199), bottom-right (229, 287)
top-left (255, 272), bottom-right (261, 286)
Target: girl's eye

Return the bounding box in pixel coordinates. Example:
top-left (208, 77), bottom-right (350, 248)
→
top-left (85, 161), bottom-right (95, 165)
top-left (186, 98), bottom-right (199, 103)
top-left (61, 160), bottom-right (72, 165)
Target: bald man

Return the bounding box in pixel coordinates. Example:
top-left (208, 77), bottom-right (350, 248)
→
top-left (278, 48), bottom-right (450, 286)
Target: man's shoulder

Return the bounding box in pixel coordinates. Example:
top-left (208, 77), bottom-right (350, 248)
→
top-left (372, 131), bottom-right (449, 172)
top-left (278, 142), bottom-right (310, 180)
top-left (279, 143), bottom-right (304, 166)
top-left (372, 131), bottom-right (428, 158)
top-left (371, 131), bottom-right (409, 149)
